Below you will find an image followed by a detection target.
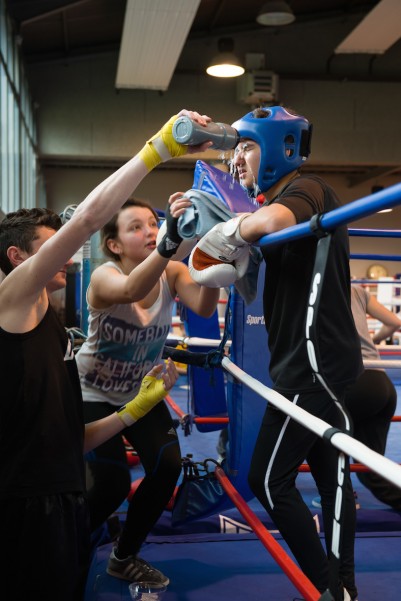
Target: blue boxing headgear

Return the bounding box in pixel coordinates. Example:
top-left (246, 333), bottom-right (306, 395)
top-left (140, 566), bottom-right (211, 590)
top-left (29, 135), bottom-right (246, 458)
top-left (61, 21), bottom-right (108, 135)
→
top-left (231, 106), bottom-right (312, 193)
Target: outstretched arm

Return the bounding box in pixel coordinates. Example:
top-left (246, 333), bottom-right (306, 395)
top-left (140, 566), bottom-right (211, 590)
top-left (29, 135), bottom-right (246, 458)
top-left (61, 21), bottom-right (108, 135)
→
top-left (171, 262), bottom-right (220, 318)
top-left (367, 295), bottom-right (401, 344)
top-left (89, 192), bottom-right (195, 307)
top-left (2, 110), bottom-right (212, 307)
top-left (84, 358), bottom-right (178, 453)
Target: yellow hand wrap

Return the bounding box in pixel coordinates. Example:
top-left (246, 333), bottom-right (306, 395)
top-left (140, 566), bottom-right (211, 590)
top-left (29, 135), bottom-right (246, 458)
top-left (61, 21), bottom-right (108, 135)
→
top-left (138, 115), bottom-right (187, 171)
top-left (117, 375), bottom-right (166, 426)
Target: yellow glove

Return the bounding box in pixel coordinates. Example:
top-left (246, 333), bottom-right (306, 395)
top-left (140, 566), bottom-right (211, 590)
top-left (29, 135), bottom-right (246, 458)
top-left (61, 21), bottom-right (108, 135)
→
top-left (138, 115), bottom-right (187, 171)
top-left (117, 374), bottom-right (166, 426)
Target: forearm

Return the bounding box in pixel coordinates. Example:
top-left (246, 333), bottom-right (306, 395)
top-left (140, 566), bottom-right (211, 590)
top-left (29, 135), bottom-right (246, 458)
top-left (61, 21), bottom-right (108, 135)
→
top-left (73, 156), bottom-right (149, 239)
top-left (176, 270), bottom-right (220, 317)
top-left (239, 205), bottom-right (296, 243)
top-left (373, 323), bottom-right (399, 344)
top-left (124, 250), bottom-right (170, 301)
top-left (84, 413), bottom-right (126, 454)
top-left (83, 361), bottom-right (177, 453)
top-left (194, 287), bottom-right (220, 317)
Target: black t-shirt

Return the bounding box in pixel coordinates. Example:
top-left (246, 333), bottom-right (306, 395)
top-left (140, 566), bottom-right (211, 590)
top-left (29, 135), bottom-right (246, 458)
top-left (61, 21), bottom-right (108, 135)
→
top-left (261, 175), bottom-right (363, 394)
top-left (0, 305), bottom-right (85, 498)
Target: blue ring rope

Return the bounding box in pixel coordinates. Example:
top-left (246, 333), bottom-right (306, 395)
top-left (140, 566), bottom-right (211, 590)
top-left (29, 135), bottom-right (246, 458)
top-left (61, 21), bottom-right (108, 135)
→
top-left (349, 229), bottom-right (401, 238)
top-left (350, 253), bottom-right (401, 261)
top-left (256, 182), bottom-right (401, 248)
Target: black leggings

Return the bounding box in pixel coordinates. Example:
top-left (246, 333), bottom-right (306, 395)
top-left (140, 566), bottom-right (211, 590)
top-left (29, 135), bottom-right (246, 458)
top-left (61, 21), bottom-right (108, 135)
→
top-left (84, 400), bottom-right (181, 557)
top-left (344, 368), bottom-right (400, 510)
top-left (248, 389), bottom-right (357, 599)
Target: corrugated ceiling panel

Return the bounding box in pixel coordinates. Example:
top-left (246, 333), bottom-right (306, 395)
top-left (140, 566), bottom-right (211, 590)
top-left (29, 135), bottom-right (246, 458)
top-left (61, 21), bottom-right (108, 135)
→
top-left (116, 0), bottom-right (201, 90)
top-left (335, 0), bottom-right (401, 54)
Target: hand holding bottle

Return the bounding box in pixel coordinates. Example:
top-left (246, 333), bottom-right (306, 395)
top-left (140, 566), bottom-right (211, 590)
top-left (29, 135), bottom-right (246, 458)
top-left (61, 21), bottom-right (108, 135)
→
top-left (139, 110), bottom-right (213, 171)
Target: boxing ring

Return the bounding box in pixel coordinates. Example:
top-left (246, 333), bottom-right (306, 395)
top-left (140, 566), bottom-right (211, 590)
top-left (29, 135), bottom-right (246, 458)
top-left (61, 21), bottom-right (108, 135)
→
top-left (85, 179), bottom-right (401, 601)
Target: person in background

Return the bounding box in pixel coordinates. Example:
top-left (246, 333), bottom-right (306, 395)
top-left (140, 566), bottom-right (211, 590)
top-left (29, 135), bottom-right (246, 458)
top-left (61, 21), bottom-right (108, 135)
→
top-left (345, 283), bottom-right (401, 510)
top-left (0, 108), bottom-right (211, 601)
top-left (189, 106), bottom-right (363, 601)
top-left (76, 197), bottom-right (219, 586)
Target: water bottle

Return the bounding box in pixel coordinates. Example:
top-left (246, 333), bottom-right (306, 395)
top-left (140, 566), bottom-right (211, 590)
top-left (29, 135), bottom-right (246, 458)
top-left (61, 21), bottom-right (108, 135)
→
top-left (172, 116), bottom-right (239, 150)
top-left (129, 582), bottom-right (167, 600)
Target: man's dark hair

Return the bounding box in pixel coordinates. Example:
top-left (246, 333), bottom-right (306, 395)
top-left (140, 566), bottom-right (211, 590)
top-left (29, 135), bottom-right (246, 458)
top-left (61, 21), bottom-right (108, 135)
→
top-left (101, 198), bottom-right (159, 261)
top-left (0, 208), bottom-right (61, 275)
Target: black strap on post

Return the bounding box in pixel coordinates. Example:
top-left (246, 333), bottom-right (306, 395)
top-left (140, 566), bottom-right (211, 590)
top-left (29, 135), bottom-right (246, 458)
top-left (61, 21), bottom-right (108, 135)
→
top-left (309, 212), bottom-right (327, 239)
top-left (306, 224), bottom-right (351, 600)
top-left (162, 290), bottom-right (232, 371)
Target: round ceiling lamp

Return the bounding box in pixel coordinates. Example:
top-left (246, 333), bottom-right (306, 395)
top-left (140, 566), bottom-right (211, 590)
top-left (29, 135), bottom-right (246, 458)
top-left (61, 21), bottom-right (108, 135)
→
top-left (206, 38), bottom-right (245, 78)
top-left (256, 1), bottom-right (295, 26)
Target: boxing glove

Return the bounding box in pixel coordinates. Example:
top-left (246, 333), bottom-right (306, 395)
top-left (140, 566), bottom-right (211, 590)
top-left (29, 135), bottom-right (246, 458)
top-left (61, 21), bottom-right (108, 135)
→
top-left (139, 115), bottom-right (187, 172)
top-left (116, 373), bottom-right (167, 426)
top-left (189, 215), bottom-right (251, 288)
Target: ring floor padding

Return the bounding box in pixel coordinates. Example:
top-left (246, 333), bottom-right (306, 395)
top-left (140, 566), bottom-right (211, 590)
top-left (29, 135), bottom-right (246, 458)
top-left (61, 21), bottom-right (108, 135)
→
top-left (85, 379), bottom-right (401, 600)
top-left (85, 531), bottom-right (401, 601)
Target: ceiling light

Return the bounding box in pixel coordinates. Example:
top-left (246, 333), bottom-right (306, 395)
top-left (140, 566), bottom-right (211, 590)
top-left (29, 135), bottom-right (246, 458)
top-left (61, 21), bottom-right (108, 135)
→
top-left (206, 38), bottom-right (245, 78)
top-left (256, 1), bottom-right (295, 26)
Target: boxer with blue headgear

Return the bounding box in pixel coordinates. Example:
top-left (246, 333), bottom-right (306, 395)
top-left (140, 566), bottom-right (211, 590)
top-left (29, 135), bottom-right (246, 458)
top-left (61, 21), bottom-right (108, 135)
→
top-left (232, 106), bottom-right (312, 196)
top-left (189, 104), bottom-right (361, 601)
top-left (188, 106), bottom-right (313, 286)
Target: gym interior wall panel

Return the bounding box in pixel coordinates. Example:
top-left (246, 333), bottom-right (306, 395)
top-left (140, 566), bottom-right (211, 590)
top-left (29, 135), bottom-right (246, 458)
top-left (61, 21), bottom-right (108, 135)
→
top-left (25, 51), bottom-right (401, 264)
top-left (279, 79), bottom-right (401, 166)
top-left (27, 52), bottom-right (401, 166)
top-left (46, 165), bottom-right (194, 216)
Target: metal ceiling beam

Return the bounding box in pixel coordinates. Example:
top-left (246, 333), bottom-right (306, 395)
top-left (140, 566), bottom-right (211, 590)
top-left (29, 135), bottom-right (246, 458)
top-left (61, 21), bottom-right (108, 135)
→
top-left (20, 0), bottom-right (94, 28)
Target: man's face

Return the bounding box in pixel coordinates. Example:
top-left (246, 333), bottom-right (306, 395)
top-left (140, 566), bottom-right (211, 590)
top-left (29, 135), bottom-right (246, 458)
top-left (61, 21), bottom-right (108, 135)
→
top-left (232, 138), bottom-right (261, 192)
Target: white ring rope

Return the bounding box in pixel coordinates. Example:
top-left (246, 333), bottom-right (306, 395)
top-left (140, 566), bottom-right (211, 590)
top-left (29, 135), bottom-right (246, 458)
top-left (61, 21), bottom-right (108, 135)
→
top-left (377, 345), bottom-right (401, 351)
top-left (364, 359), bottom-right (401, 369)
top-left (166, 335), bottom-right (401, 367)
top-left (221, 356), bottom-right (401, 491)
top-left (166, 333), bottom-right (231, 348)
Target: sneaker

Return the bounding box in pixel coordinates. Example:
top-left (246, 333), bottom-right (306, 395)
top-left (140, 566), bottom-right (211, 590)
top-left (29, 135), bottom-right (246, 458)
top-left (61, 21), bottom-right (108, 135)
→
top-left (107, 548), bottom-right (169, 586)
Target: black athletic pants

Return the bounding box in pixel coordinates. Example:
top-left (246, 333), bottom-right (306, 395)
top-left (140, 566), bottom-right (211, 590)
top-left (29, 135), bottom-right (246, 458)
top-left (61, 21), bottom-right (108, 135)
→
top-left (345, 368), bottom-right (400, 510)
top-left (84, 400), bottom-right (181, 558)
top-left (248, 389), bottom-right (357, 600)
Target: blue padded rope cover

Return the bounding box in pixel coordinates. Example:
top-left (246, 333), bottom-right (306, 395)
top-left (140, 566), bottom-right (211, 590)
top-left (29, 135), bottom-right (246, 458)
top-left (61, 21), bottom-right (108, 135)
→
top-left (185, 307), bottom-right (227, 433)
top-left (225, 262), bottom-right (272, 501)
top-left (192, 160), bottom-right (260, 213)
top-left (184, 161), bottom-right (260, 433)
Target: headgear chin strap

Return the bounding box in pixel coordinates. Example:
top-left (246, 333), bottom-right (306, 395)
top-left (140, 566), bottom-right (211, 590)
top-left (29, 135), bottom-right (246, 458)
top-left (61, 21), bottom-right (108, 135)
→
top-left (232, 106), bottom-right (312, 193)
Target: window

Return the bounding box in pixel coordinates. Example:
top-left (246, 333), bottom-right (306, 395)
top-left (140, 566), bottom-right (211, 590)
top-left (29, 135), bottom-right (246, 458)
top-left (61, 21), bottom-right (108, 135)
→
top-left (0, 0), bottom-right (39, 213)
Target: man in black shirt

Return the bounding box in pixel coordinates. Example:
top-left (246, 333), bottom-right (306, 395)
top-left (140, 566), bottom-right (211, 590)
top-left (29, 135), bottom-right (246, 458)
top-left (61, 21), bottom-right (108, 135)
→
top-left (0, 109), bottom-right (209, 601)
top-left (190, 106), bottom-right (363, 601)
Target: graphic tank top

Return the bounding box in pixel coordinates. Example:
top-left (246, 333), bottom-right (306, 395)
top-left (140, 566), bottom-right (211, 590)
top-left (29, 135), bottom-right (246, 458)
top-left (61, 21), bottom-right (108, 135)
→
top-left (76, 264), bottom-right (175, 407)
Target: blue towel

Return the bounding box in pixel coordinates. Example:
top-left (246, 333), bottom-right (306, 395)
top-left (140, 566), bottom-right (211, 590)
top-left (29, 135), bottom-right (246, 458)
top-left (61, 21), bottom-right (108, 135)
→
top-left (178, 189), bottom-right (262, 305)
top-left (178, 189), bottom-right (234, 239)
